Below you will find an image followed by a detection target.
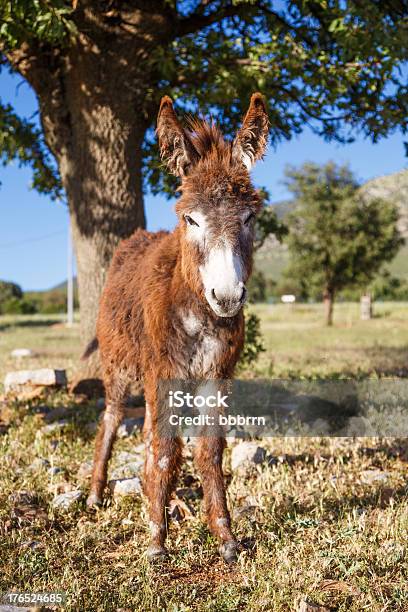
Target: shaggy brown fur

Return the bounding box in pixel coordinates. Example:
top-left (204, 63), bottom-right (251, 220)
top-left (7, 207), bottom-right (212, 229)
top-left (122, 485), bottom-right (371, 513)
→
top-left (86, 93), bottom-right (269, 563)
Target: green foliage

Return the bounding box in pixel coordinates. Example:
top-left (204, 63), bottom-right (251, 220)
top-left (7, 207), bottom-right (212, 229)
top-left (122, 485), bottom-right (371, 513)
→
top-left (247, 270), bottom-right (267, 303)
top-left (341, 270), bottom-right (408, 302)
top-left (284, 162), bottom-right (404, 301)
top-left (371, 273), bottom-right (408, 301)
top-left (254, 188), bottom-right (288, 250)
top-left (129, 2), bottom-right (408, 197)
top-left (0, 0), bottom-right (75, 48)
top-left (238, 309), bottom-right (265, 370)
top-left (0, 279), bottom-right (23, 303)
top-left (1, 297), bottom-right (37, 314)
top-left (0, 280), bottom-right (38, 314)
top-left (0, 101), bottom-right (62, 198)
top-left (26, 286), bottom-right (79, 314)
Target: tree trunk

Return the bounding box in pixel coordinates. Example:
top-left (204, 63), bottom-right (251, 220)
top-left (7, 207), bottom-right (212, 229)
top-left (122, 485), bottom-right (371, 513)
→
top-left (323, 288), bottom-right (335, 326)
top-left (35, 39), bottom-right (153, 386)
top-left (58, 104), bottom-right (147, 384)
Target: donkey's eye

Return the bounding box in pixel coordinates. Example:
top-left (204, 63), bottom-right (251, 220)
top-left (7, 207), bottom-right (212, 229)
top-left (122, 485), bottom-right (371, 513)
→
top-left (244, 212), bottom-right (255, 225)
top-left (185, 214), bottom-right (200, 227)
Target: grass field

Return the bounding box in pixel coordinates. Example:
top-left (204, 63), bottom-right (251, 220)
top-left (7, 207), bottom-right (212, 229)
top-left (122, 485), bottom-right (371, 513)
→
top-left (0, 304), bottom-right (407, 611)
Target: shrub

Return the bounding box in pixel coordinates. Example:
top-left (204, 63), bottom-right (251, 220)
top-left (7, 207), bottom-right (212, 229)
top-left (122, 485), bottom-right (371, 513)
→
top-left (238, 310), bottom-right (265, 370)
top-left (0, 280), bottom-right (23, 310)
top-left (2, 297), bottom-right (37, 314)
top-left (247, 270), bottom-right (267, 303)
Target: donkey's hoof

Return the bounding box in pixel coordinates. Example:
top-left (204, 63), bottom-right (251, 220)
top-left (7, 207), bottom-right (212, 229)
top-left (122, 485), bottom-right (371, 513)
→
top-left (86, 493), bottom-right (103, 508)
top-left (146, 544), bottom-right (168, 562)
top-left (219, 540), bottom-right (239, 564)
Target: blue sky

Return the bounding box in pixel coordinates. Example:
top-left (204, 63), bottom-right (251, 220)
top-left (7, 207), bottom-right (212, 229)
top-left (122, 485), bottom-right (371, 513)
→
top-left (0, 69), bottom-right (407, 291)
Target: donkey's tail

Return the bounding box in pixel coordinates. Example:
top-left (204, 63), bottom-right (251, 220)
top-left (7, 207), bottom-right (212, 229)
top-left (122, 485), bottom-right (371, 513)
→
top-left (81, 337), bottom-right (99, 361)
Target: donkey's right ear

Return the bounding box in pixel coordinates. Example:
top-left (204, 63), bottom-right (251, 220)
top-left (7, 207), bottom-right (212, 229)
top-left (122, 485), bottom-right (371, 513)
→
top-left (156, 96), bottom-right (199, 177)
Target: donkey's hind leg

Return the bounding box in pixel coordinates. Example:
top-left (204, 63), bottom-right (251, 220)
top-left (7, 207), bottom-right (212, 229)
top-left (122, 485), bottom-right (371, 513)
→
top-left (87, 372), bottom-right (129, 507)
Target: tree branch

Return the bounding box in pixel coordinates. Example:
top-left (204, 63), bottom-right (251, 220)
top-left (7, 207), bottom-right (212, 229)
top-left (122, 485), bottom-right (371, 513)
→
top-left (2, 41), bottom-right (72, 158)
top-left (176, 1), bottom-right (258, 37)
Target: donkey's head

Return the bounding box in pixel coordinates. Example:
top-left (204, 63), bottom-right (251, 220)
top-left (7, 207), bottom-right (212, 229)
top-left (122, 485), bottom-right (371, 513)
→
top-left (157, 93), bottom-right (269, 318)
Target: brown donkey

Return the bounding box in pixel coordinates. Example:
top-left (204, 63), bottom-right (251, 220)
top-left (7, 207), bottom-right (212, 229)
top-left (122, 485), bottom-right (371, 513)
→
top-left (86, 93), bottom-right (269, 562)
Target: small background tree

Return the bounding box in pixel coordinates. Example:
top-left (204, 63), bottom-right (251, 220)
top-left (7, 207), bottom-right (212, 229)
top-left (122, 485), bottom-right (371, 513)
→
top-left (284, 162), bottom-right (404, 325)
top-left (0, 280), bottom-right (37, 314)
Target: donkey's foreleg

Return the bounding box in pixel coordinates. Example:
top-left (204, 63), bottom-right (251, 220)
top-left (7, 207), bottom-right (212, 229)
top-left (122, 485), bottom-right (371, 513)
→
top-left (143, 407), bottom-right (183, 559)
top-left (87, 379), bottom-right (128, 507)
top-left (195, 436), bottom-right (238, 563)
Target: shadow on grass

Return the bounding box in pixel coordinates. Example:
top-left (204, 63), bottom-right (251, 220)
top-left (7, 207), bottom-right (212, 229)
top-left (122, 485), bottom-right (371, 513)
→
top-left (0, 318), bottom-right (63, 331)
top-left (365, 345), bottom-right (408, 377)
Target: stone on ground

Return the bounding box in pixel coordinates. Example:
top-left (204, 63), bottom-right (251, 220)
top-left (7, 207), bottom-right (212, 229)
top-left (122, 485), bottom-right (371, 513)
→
top-left (360, 469), bottom-right (390, 484)
top-left (10, 348), bottom-right (35, 358)
top-left (108, 477), bottom-right (142, 497)
top-left (110, 460), bottom-right (143, 479)
top-left (230, 441), bottom-right (266, 471)
top-left (77, 460), bottom-right (93, 480)
top-left (52, 490), bottom-right (83, 511)
top-left (4, 368), bottom-right (67, 393)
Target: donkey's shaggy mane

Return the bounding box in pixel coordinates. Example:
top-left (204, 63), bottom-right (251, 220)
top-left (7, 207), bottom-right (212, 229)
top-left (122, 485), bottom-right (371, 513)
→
top-left (187, 117), bottom-right (231, 160)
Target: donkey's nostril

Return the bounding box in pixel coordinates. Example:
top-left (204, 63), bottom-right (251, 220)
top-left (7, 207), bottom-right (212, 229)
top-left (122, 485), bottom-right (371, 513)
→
top-left (211, 288), bottom-right (219, 303)
top-left (239, 286), bottom-right (247, 303)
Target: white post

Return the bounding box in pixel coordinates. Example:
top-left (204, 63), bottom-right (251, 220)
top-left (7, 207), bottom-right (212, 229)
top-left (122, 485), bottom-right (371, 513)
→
top-left (67, 219), bottom-right (74, 327)
top-left (360, 293), bottom-right (372, 321)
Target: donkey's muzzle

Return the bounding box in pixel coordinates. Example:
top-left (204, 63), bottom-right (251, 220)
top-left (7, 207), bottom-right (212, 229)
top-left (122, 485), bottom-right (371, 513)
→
top-left (209, 285), bottom-right (246, 317)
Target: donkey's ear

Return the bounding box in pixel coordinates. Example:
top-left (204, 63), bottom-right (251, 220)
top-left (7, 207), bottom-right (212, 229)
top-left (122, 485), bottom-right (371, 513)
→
top-left (232, 93), bottom-right (269, 171)
top-left (156, 96), bottom-right (199, 177)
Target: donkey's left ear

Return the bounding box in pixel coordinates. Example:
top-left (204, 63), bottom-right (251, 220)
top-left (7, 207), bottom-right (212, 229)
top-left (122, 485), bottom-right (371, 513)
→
top-left (232, 93), bottom-right (269, 171)
top-left (156, 96), bottom-right (199, 177)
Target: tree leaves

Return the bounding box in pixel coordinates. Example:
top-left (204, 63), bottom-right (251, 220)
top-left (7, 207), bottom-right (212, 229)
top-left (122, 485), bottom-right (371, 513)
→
top-left (0, 1), bottom-right (407, 201)
top-left (284, 162), bottom-right (404, 299)
top-left (0, 100), bottom-right (63, 199)
top-left (0, 0), bottom-right (76, 47)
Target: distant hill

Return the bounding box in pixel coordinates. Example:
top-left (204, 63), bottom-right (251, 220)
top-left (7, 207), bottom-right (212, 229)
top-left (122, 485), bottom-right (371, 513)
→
top-left (256, 169), bottom-right (408, 283)
top-left (25, 278), bottom-right (79, 313)
top-left (48, 278), bottom-right (78, 293)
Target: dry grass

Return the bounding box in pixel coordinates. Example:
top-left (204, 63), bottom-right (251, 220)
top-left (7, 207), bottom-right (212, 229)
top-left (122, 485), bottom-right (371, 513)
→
top-left (0, 305), bottom-right (407, 611)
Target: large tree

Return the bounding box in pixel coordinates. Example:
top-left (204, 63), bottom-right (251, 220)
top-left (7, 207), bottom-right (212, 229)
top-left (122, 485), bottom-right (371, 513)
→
top-left (284, 162), bottom-right (404, 325)
top-left (1, 1), bottom-right (407, 373)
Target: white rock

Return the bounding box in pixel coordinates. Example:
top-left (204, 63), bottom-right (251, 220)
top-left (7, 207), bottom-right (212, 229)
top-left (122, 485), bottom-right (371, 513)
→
top-left (108, 477), bottom-right (142, 497)
top-left (360, 470), bottom-right (390, 485)
top-left (28, 457), bottom-right (50, 471)
top-left (40, 420), bottom-right (68, 434)
top-left (10, 348), bottom-right (35, 358)
top-left (116, 451), bottom-right (143, 463)
top-left (133, 443), bottom-right (145, 454)
top-left (4, 368), bottom-right (67, 393)
top-left (77, 460), bottom-right (93, 480)
top-left (0, 606), bottom-right (34, 612)
top-left (48, 466), bottom-right (65, 476)
top-left (231, 441), bottom-right (266, 471)
top-left (110, 460), bottom-right (143, 479)
top-left (52, 490), bottom-right (83, 510)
